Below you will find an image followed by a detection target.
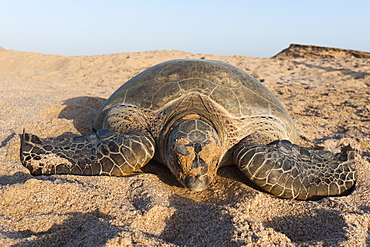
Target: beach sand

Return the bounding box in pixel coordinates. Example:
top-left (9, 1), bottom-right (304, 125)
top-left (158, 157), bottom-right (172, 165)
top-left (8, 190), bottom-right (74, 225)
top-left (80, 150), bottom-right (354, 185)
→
top-left (0, 46), bottom-right (369, 246)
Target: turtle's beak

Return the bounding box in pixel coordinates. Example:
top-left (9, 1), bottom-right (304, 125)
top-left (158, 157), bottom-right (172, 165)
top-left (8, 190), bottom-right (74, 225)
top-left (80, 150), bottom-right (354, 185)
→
top-left (184, 174), bottom-right (211, 191)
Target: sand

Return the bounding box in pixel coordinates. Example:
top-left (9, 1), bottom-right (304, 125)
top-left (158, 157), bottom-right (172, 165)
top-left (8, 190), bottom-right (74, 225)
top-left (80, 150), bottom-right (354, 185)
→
top-left (0, 46), bottom-right (369, 246)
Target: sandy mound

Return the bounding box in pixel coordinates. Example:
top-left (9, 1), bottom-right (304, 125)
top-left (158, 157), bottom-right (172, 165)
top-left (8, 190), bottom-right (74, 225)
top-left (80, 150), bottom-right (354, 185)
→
top-left (273, 44), bottom-right (370, 59)
top-left (0, 47), bottom-right (369, 246)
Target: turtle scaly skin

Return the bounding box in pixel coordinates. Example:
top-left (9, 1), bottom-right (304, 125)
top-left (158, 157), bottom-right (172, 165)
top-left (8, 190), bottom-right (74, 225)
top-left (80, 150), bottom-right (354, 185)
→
top-left (20, 59), bottom-right (356, 200)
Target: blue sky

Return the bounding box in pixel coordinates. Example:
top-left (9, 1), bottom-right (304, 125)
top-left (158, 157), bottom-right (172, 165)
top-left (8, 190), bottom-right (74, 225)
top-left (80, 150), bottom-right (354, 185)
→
top-left (1, 0), bottom-right (369, 57)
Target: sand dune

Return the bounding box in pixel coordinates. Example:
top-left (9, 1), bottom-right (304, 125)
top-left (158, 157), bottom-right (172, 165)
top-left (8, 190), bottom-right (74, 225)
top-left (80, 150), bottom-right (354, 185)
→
top-left (0, 46), bottom-right (369, 246)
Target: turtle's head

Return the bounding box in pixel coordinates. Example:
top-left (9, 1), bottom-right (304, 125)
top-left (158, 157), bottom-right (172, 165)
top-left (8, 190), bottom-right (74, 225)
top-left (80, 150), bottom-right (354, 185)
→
top-left (166, 118), bottom-right (221, 191)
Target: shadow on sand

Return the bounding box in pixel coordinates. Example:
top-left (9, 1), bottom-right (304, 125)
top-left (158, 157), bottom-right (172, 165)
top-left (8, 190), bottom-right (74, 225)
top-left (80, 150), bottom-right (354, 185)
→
top-left (57, 96), bottom-right (106, 135)
top-left (263, 208), bottom-right (347, 246)
top-left (2, 210), bottom-right (121, 247)
top-left (158, 194), bottom-right (244, 246)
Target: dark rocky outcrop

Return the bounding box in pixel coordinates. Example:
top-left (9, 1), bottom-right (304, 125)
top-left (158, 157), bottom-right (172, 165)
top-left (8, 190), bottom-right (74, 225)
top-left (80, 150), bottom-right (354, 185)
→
top-left (272, 44), bottom-right (370, 59)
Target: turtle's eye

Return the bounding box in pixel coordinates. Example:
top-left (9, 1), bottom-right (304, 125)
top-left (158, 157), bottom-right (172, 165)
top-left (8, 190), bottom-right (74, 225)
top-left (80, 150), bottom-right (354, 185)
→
top-left (176, 143), bottom-right (190, 155)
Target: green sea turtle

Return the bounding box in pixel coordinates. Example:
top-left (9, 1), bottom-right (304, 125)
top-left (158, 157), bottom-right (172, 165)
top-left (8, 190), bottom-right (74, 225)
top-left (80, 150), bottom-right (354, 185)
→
top-left (20, 59), bottom-right (356, 200)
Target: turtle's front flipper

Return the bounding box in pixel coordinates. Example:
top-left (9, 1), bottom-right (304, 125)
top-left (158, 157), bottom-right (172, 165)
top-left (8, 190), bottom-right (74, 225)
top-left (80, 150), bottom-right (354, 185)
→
top-left (233, 138), bottom-right (356, 200)
top-left (20, 129), bottom-right (155, 176)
